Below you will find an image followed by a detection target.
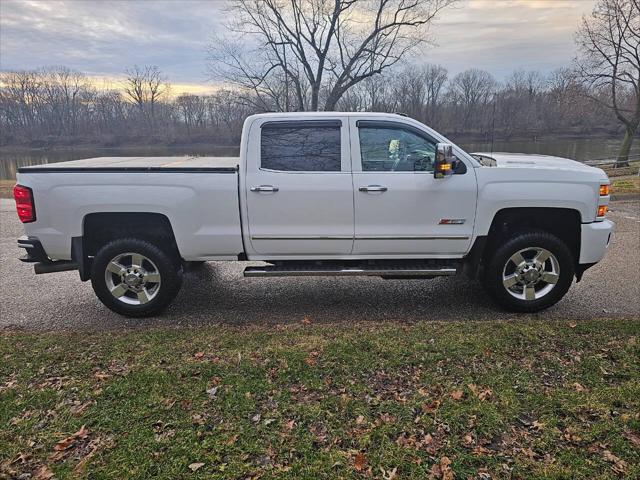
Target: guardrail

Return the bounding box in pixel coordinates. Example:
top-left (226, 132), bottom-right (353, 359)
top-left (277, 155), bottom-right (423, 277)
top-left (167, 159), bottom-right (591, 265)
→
top-left (583, 154), bottom-right (640, 175)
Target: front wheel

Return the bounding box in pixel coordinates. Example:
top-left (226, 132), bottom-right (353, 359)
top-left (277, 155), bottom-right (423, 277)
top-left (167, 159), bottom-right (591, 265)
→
top-left (91, 238), bottom-right (183, 317)
top-left (483, 231), bottom-right (575, 312)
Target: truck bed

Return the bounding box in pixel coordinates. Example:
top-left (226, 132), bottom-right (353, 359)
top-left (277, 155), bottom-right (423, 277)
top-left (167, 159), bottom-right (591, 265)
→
top-left (16, 155), bottom-right (244, 261)
top-left (18, 156), bottom-right (239, 173)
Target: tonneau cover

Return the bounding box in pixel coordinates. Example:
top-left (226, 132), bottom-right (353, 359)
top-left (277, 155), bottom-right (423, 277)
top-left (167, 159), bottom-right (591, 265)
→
top-left (18, 156), bottom-right (239, 173)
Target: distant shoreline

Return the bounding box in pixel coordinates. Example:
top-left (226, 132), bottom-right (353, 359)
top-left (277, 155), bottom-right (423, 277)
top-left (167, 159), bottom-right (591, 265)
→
top-left (0, 132), bottom-right (623, 154)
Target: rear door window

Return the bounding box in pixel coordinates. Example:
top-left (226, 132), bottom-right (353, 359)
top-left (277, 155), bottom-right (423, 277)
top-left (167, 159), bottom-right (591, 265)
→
top-left (261, 121), bottom-right (341, 172)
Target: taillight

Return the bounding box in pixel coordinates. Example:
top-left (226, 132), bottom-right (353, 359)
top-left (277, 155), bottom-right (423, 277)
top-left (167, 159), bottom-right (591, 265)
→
top-left (13, 184), bottom-right (36, 223)
top-left (599, 184), bottom-right (610, 196)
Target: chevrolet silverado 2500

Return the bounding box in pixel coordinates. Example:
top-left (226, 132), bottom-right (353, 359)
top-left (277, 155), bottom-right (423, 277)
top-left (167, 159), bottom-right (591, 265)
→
top-left (14, 112), bottom-right (614, 317)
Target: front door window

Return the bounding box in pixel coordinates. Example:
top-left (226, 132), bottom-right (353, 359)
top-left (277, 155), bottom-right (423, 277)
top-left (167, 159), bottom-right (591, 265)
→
top-left (359, 126), bottom-right (436, 172)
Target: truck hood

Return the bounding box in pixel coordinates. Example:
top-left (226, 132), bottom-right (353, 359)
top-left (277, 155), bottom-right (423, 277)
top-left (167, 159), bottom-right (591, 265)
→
top-left (471, 152), bottom-right (600, 174)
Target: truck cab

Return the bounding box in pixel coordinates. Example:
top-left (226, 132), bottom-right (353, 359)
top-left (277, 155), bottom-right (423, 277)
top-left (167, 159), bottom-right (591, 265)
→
top-left (14, 112), bottom-right (614, 317)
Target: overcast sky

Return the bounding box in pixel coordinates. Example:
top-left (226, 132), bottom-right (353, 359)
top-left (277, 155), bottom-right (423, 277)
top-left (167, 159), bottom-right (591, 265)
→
top-left (0, 0), bottom-right (596, 92)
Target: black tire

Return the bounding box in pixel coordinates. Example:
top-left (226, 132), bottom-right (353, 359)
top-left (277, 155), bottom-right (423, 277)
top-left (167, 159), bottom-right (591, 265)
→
top-left (91, 238), bottom-right (182, 317)
top-left (483, 230), bottom-right (575, 312)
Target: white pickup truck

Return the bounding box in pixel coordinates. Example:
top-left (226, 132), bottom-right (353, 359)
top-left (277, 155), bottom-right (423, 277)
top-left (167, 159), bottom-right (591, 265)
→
top-left (14, 112), bottom-right (614, 317)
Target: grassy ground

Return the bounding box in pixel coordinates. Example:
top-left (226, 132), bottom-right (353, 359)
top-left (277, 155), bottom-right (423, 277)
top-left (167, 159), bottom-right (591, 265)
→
top-left (1, 319), bottom-right (638, 479)
top-left (0, 180), bottom-right (14, 199)
top-left (610, 176), bottom-right (640, 196)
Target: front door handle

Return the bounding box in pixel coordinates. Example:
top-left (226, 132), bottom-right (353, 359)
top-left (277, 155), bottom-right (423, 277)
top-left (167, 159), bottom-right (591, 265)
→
top-left (250, 185), bottom-right (279, 193)
top-left (359, 185), bottom-right (388, 193)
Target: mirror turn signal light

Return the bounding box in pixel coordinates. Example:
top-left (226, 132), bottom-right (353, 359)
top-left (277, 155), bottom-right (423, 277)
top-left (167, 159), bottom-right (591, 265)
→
top-left (597, 205), bottom-right (608, 217)
top-left (599, 184), bottom-right (610, 196)
top-left (436, 163), bottom-right (451, 172)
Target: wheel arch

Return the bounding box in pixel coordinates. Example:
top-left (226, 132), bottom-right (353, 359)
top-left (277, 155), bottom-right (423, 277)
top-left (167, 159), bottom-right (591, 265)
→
top-left (465, 207), bottom-right (582, 278)
top-left (78, 212), bottom-right (180, 280)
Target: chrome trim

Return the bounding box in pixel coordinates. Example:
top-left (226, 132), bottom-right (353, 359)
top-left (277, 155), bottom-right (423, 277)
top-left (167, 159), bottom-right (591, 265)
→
top-left (356, 235), bottom-right (469, 240)
top-left (251, 235), bottom-right (469, 241)
top-left (244, 267), bottom-right (457, 278)
top-left (251, 235), bottom-right (352, 240)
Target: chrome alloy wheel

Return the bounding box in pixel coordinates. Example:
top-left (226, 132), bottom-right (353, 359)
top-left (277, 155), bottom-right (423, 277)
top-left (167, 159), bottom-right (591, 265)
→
top-left (501, 247), bottom-right (560, 301)
top-left (104, 252), bottom-right (161, 305)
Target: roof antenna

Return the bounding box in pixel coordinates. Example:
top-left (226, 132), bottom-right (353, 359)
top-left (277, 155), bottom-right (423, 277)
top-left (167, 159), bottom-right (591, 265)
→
top-left (490, 93), bottom-right (497, 157)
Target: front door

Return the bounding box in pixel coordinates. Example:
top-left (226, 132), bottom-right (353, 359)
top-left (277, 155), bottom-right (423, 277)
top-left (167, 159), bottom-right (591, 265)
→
top-left (245, 118), bottom-right (354, 256)
top-left (350, 118), bottom-right (477, 256)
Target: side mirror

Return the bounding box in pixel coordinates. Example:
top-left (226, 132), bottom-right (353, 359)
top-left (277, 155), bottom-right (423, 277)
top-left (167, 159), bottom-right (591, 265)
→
top-left (434, 143), bottom-right (454, 179)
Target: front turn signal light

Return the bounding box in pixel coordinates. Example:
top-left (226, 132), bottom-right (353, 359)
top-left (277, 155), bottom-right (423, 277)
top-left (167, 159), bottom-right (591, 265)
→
top-left (599, 184), bottom-right (610, 196)
top-left (597, 205), bottom-right (608, 217)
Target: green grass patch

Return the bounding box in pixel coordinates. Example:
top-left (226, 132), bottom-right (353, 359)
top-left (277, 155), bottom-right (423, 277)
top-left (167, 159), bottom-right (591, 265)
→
top-left (1, 319), bottom-right (639, 479)
top-left (611, 176), bottom-right (640, 195)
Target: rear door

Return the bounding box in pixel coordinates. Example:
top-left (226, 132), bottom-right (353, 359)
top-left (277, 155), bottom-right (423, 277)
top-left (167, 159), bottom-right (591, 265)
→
top-left (245, 118), bottom-right (354, 256)
top-left (350, 118), bottom-right (477, 256)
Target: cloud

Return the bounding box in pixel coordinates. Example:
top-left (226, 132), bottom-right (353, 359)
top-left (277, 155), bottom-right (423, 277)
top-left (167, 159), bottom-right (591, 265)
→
top-left (422, 0), bottom-right (595, 77)
top-left (0, 0), bottom-right (596, 85)
top-left (0, 0), bottom-right (223, 82)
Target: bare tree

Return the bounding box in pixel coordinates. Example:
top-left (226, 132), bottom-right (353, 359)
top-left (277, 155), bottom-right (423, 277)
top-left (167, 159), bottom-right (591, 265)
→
top-left (208, 0), bottom-right (457, 111)
top-left (447, 69), bottom-right (496, 131)
top-left (123, 65), bottom-right (169, 130)
top-left (575, 0), bottom-right (640, 166)
top-left (0, 64), bottom-right (625, 153)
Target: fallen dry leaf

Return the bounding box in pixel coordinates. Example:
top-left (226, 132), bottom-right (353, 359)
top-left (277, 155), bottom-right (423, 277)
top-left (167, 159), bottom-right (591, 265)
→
top-left (70, 400), bottom-right (94, 416)
top-left (32, 465), bottom-right (55, 480)
top-left (478, 389), bottom-right (492, 401)
top-left (304, 351), bottom-right (319, 366)
top-left (206, 386), bottom-right (218, 400)
top-left (602, 450), bottom-right (627, 474)
top-left (569, 322), bottom-right (577, 328)
top-left (450, 390), bottom-right (464, 401)
top-left (381, 466), bottom-right (398, 480)
top-left (191, 414), bottom-right (205, 425)
top-left (50, 425), bottom-right (90, 461)
top-left (421, 400), bottom-right (441, 414)
top-left (429, 456), bottom-right (453, 480)
top-left (188, 462), bottom-right (205, 472)
top-left (193, 351), bottom-right (205, 360)
top-left (622, 430), bottom-right (640, 447)
top-left (572, 382), bottom-right (587, 392)
top-left (301, 316), bottom-right (312, 325)
top-left (531, 420), bottom-right (545, 431)
top-left (73, 437), bottom-right (103, 475)
top-left (353, 452), bottom-right (367, 472)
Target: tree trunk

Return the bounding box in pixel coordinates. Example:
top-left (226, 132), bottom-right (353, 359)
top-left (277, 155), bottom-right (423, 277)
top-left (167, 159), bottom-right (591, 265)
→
top-left (310, 85), bottom-right (320, 112)
top-left (616, 124), bottom-right (637, 168)
top-left (324, 90), bottom-right (341, 112)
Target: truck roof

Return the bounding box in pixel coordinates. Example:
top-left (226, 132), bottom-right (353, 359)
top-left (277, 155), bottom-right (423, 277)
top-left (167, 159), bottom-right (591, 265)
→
top-left (18, 156), bottom-right (239, 173)
top-left (247, 111), bottom-right (407, 120)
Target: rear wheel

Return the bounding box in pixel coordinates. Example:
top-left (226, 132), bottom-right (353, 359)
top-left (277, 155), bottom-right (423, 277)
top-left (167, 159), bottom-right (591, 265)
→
top-left (91, 238), bottom-right (182, 317)
top-left (483, 231), bottom-right (574, 312)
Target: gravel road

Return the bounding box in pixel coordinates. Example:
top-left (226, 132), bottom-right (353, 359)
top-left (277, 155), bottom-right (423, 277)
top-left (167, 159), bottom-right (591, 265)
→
top-left (1, 198), bottom-right (638, 331)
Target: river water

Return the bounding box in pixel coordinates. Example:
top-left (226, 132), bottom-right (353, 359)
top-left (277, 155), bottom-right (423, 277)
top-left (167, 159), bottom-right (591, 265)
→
top-left (0, 137), bottom-right (627, 180)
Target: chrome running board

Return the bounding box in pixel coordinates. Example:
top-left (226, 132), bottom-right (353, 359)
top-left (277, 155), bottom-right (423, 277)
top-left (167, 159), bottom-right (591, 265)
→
top-left (244, 262), bottom-right (458, 278)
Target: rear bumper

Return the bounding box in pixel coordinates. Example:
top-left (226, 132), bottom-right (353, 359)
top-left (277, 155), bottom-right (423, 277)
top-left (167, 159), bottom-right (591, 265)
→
top-left (579, 219), bottom-right (614, 264)
top-left (17, 236), bottom-right (49, 262)
top-left (17, 236), bottom-right (78, 274)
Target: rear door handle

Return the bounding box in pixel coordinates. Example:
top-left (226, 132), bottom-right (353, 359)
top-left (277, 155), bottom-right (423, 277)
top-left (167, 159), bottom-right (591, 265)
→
top-left (250, 185), bottom-right (279, 193)
top-left (359, 185), bottom-right (388, 193)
